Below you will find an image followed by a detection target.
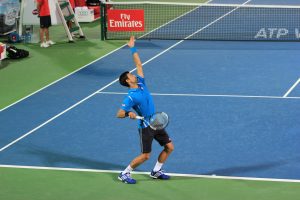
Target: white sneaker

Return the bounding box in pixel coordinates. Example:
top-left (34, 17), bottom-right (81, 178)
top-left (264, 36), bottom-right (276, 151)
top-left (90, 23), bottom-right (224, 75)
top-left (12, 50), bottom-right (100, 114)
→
top-left (46, 40), bottom-right (55, 45)
top-left (40, 42), bottom-right (49, 48)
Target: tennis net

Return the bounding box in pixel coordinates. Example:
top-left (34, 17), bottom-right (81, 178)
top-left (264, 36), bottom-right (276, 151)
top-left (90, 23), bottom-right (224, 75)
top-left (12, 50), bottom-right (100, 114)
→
top-left (100, 1), bottom-right (300, 41)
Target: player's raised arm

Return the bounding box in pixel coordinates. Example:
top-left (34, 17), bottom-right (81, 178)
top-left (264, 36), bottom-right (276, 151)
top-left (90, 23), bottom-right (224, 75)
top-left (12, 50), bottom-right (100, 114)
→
top-left (128, 36), bottom-right (144, 78)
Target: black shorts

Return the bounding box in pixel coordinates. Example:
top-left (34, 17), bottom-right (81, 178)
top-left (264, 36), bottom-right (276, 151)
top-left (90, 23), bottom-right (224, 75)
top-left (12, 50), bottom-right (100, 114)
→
top-left (40, 16), bottom-right (52, 28)
top-left (139, 126), bottom-right (171, 153)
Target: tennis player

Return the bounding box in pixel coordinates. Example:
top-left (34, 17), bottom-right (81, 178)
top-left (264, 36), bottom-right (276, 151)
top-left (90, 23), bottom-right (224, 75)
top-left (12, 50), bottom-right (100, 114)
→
top-left (117, 36), bottom-right (174, 184)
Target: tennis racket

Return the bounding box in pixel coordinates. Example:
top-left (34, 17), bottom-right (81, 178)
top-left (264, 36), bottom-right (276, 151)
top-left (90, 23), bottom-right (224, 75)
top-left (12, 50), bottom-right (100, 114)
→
top-left (135, 112), bottom-right (169, 130)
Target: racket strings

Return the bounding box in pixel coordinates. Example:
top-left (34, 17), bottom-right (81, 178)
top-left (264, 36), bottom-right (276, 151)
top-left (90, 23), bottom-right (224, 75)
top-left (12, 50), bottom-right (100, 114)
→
top-left (149, 113), bottom-right (168, 129)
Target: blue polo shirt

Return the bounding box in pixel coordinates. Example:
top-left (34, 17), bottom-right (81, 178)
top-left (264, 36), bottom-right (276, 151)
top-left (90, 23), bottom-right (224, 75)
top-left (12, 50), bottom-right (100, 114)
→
top-left (121, 75), bottom-right (155, 128)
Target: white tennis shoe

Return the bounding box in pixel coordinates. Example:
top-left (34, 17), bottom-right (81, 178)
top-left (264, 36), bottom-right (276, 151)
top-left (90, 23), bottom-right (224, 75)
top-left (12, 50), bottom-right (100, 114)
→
top-left (46, 40), bottom-right (55, 46)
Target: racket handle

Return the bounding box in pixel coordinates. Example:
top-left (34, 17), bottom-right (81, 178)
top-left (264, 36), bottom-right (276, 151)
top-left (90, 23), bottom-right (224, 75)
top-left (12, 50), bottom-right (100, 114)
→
top-left (135, 116), bottom-right (144, 120)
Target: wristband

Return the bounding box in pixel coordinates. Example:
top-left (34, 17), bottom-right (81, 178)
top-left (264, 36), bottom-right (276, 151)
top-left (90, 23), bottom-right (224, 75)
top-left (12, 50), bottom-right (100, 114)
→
top-left (130, 47), bottom-right (137, 54)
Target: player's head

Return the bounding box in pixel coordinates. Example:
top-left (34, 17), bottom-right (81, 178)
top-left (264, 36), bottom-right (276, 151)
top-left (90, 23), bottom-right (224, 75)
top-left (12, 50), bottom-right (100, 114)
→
top-left (119, 71), bottom-right (137, 87)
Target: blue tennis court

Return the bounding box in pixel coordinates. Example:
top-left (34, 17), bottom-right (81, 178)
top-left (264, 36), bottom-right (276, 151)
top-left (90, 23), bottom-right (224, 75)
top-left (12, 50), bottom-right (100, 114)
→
top-left (1, 0), bottom-right (300, 182)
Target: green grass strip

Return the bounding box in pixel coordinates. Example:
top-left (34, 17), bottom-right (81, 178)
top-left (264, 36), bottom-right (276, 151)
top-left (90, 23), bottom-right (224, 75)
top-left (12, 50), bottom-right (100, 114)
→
top-left (1, 167), bottom-right (300, 200)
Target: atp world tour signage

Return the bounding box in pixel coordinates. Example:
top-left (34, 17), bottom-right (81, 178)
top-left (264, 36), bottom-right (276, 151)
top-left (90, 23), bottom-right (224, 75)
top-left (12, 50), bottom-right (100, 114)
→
top-left (255, 28), bottom-right (300, 39)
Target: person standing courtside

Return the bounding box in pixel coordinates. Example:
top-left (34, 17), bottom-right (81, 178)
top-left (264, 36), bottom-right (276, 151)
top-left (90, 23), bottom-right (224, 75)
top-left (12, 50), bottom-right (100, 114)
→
top-left (36, 0), bottom-right (55, 48)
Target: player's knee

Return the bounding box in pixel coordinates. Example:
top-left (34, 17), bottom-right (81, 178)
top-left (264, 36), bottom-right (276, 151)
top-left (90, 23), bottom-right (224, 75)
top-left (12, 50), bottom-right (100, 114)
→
top-left (142, 153), bottom-right (151, 161)
top-left (165, 143), bottom-right (174, 153)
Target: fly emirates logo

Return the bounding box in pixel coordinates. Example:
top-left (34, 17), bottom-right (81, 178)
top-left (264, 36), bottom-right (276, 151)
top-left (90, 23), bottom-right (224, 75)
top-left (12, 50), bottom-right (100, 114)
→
top-left (107, 10), bottom-right (145, 32)
top-left (109, 13), bottom-right (143, 28)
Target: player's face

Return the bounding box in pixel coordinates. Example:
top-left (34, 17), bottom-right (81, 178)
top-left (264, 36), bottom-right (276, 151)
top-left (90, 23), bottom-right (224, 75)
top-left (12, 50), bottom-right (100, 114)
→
top-left (127, 73), bottom-right (137, 84)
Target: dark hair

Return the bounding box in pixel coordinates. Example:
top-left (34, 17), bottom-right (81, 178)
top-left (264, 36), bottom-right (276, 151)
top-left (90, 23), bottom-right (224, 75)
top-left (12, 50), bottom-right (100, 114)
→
top-left (119, 71), bottom-right (130, 87)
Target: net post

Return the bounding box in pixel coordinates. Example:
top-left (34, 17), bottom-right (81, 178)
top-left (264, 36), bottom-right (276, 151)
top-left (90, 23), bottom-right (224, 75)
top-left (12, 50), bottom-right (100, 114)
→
top-left (100, 0), bottom-right (106, 40)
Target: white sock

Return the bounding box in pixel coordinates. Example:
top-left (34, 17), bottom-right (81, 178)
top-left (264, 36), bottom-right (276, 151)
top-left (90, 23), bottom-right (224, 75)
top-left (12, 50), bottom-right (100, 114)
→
top-left (153, 161), bottom-right (163, 172)
top-left (122, 165), bottom-right (133, 175)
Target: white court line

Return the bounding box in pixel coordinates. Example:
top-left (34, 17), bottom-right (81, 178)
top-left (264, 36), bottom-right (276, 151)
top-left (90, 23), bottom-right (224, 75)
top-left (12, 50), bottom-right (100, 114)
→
top-left (0, 164), bottom-right (299, 183)
top-left (283, 78), bottom-right (300, 98)
top-left (98, 91), bottom-right (300, 99)
top-left (0, 0), bottom-right (253, 152)
top-left (0, 81), bottom-right (116, 152)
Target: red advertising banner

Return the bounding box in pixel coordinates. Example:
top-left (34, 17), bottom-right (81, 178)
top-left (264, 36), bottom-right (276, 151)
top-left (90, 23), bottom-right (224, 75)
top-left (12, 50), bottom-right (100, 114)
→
top-left (107, 9), bottom-right (145, 32)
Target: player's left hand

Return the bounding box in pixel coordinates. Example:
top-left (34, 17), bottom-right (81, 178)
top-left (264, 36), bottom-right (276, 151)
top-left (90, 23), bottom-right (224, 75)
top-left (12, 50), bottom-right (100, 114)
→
top-left (128, 112), bottom-right (136, 119)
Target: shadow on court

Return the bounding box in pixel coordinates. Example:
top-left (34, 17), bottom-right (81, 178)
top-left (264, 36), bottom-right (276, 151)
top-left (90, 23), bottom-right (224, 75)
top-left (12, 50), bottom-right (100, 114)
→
top-left (204, 157), bottom-right (300, 176)
top-left (24, 145), bottom-right (127, 170)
